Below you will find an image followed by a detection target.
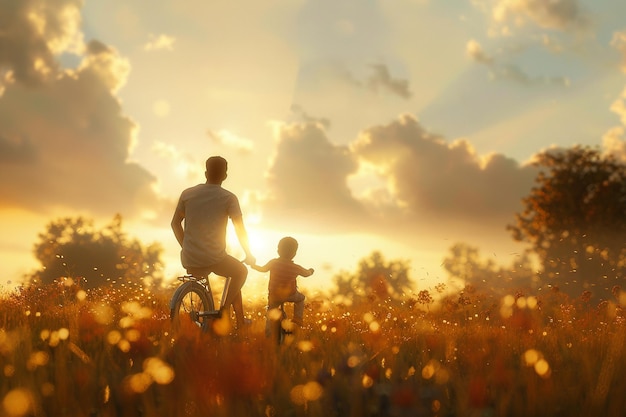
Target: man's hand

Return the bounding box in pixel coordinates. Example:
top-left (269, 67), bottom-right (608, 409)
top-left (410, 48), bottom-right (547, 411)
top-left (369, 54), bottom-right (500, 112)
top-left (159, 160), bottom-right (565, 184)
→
top-left (242, 254), bottom-right (256, 266)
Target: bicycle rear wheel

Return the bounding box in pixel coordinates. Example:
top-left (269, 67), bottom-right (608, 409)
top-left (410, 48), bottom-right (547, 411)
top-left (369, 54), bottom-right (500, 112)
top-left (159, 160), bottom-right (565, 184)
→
top-left (170, 282), bottom-right (214, 332)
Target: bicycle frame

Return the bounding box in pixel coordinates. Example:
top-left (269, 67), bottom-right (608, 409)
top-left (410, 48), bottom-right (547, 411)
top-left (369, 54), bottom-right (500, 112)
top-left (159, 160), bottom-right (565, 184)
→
top-left (199, 274), bottom-right (230, 316)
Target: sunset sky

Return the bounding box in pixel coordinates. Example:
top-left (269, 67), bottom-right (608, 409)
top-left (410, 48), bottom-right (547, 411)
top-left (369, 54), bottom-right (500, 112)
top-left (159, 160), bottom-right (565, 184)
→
top-left (1, 0), bottom-right (626, 295)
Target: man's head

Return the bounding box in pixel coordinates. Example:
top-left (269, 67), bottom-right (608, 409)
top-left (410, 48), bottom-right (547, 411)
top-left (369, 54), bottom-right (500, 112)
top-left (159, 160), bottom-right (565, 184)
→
top-left (205, 156), bottom-right (228, 183)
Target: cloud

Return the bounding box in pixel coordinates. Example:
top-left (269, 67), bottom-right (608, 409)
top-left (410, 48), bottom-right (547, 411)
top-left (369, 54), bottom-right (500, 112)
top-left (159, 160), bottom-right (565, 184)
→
top-left (466, 39), bottom-right (493, 64)
top-left (465, 39), bottom-right (570, 87)
top-left (602, 127), bottom-right (626, 163)
top-left (144, 34), bottom-right (176, 51)
top-left (261, 121), bottom-right (367, 230)
top-left (491, 0), bottom-right (589, 31)
top-left (492, 63), bottom-right (571, 87)
top-left (152, 141), bottom-right (203, 182)
top-left (612, 30), bottom-right (626, 73)
top-left (290, 105), bottom-right (332, 130)
top-left (77, 40), bottom-right (131, 93)
top-left (0, 0), bottom-right (83, 89)
top-left (207, 129), bottom-right (254, 153)
top-left (602, 27), bottom-right (626, 162)
top-left (259, 114), bottom-right (537, 240)
top-left (609, 87), bottom-right (626, 126)
top-left (603, 85), bottom-right (626, 162)
top-left (366, 64), bottom-right (412, 99)
top-left (0, 26), bottom-right (160, 218)
top-left (335, 63), bottom-right (412, 99)
top-left (351, 114), bottom-right (537, 224)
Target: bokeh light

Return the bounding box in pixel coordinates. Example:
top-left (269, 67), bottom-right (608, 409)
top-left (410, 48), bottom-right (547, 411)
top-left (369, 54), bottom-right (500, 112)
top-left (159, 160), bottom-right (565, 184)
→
top-left (93, 304), bottom-right (114, 325)
top-left (2, 389), bottom-right (32, 417)
top-left (143, 357), bottom-right (175, 385)
top-left (534, 359), bottom-right (551, 378)
top-left (297, 340), bottom-right (314, 352)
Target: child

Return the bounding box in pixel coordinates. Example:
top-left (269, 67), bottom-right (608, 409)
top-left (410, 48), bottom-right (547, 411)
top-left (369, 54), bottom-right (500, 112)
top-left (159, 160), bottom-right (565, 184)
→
top-left (251, 236), bottom-right (314, 328)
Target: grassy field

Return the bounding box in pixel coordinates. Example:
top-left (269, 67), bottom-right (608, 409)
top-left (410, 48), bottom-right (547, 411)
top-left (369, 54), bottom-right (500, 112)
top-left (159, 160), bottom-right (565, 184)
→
top-left (1, 280), bottom-right (625, 417)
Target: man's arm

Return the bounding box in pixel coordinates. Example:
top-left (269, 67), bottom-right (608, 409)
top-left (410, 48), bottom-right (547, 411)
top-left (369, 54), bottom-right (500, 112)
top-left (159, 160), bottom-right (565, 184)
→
top-left (171, 206), bottom-right (185, 247)
top-left (231, 215), bottom-right (255, 265)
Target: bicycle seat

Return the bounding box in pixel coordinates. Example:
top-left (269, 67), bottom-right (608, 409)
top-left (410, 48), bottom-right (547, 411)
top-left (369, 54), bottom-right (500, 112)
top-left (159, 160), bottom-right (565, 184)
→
top-left (186, 267), bottom-right (213, 277)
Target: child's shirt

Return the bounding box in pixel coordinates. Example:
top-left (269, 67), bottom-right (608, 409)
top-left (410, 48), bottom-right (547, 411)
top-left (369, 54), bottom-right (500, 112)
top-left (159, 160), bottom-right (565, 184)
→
top-left (254, 257), bottom-right (313, 297)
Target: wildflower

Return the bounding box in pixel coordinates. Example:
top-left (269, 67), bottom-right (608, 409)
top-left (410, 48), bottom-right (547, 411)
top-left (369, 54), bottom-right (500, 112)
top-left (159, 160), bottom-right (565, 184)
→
top-left (580, 291), bottom-right (592, 303)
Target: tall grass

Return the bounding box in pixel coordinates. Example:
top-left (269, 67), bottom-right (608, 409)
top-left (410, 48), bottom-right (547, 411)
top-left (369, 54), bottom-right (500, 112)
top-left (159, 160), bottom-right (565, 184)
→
top-left (1, 280), bottom-right (625, 417)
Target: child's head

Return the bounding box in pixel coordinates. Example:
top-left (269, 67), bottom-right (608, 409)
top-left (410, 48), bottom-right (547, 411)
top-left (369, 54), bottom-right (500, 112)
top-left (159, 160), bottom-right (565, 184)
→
top-left (277, 236), bottom-right (298, 260)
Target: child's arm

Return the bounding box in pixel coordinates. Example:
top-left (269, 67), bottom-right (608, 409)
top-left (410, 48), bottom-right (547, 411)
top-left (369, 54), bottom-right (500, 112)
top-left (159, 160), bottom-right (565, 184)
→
top-left (295, 264), bottom-right (314, 277)
top-left (251, 259), bottom-right (273, 273)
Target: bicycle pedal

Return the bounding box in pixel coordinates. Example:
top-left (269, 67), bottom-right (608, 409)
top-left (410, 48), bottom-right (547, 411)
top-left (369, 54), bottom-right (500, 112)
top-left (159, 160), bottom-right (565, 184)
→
top-left (200, 310), bottom-right (222, 319)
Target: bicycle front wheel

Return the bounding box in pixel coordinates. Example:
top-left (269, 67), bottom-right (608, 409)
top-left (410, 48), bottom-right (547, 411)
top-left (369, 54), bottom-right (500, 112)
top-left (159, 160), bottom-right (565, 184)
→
top-left (170, 282), bottom-right (214, 333)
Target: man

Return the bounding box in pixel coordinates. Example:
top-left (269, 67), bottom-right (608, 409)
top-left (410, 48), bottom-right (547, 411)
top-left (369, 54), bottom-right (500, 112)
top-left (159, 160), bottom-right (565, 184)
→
top-left (171, 156), bottom-right (255, 327)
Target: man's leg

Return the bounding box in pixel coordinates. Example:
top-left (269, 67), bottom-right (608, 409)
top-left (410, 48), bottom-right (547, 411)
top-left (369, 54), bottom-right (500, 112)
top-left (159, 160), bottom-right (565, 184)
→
top-left (232, 291), bottom-right (244, 324)
top-left (210, 255), bottom-right (248, 326)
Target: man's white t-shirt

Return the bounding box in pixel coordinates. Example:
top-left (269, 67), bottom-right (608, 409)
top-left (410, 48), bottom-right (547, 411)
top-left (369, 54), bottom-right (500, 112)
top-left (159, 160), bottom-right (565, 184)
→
top-left (175, 183), bottom-right (242, 268)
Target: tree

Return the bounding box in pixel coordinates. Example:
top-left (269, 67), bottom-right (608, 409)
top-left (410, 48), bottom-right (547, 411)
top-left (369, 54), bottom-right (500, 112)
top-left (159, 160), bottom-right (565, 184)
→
top-left (442, 242), bottom-right (538, 295)
top-left (332, 251), bottom-right (414, 304)
top-left (29, 214), bottom-right (163, 289)
top-left (507, 146), bottom-right (626, 300)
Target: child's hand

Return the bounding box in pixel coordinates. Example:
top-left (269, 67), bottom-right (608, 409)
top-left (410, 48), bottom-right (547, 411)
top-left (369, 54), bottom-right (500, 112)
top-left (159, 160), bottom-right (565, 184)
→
top-left (308, 268), bottom-right (314, 275)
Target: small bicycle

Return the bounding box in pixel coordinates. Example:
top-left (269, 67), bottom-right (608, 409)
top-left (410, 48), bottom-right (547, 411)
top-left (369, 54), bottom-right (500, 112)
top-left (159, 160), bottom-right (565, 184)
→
top-left (266, 303), bottom-right (296, 345)
top-left (169, 274), bottom-right (231, 333)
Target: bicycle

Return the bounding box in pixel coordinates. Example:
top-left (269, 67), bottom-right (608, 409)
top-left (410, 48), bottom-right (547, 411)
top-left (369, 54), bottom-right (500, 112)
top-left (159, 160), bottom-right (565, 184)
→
top-left (169, 274), bottom-right (231, 333)
top-left (170, 273), bottom-right (301, 344)
top-left (266, 302), bottom-right (297, 345)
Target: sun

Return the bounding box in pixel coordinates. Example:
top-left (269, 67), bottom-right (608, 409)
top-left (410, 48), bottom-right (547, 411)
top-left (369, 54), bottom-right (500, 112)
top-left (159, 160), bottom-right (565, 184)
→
top-left (248, 227), bottom-right (279, 261)
top-left (226, 224), bottom-right (281, 264)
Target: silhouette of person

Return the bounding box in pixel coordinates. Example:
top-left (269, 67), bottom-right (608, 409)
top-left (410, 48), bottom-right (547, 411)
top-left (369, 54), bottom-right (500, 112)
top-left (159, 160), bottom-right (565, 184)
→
top-left (171, 156), bottom-right (255, 327)
top-left (251, 236), bottom-right (314, 329)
